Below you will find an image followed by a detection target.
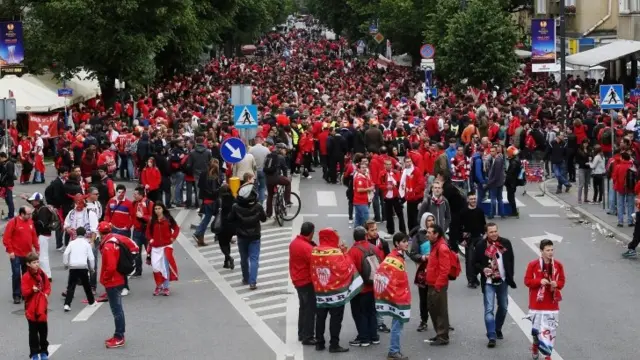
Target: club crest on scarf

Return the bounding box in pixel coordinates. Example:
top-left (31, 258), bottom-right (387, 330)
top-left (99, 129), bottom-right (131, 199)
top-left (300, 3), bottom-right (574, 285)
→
top-left (316, 267), bottom-right (331, 287)
top-left (374, 273), bottom-right (389, 294)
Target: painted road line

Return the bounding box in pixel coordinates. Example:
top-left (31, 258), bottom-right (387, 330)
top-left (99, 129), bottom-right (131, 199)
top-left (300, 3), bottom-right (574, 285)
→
top-left (72, 302), bottom-right (104, 322)
top-left (49, 344), bottom-right (61, 357)
top-left (299, 213), bottom-right (320, 217)
top-left (316, 190), bottom-right (337, 207)
top-left (262, 227), bottom-right (293, 234)
top-left (239, 285), bottom-right (289, 297)
top-left (529, 214), bottom-right (561, 218)
top-left (508, 295), bottom-right (565, 360)
top-left (175, 210), bottom-right (287, 358)
top-left (209, 247), bottom-right (289, 263)
top-left (233, 278), bottom-right (288, 288)
top-left (527, 191), bottom-right (562, 207)
top-left (253, 302), bottom-right (287, 313)
top-left (246, 294), bottom-right (290, 306)
top-left (260, 312), bottom-right (287, 320)
top-left (285, 215), bottom-right (305, 360)
top-left (223, 263), bottom-right (289, 278)
top-left (244, 270), bottom-right (290, 281)
top-left (327, 214), bottom-right (349, 217)
top-left (261, 232), bottom-right (292, 239)
top-left (261, 237), bottom-right (293, 245)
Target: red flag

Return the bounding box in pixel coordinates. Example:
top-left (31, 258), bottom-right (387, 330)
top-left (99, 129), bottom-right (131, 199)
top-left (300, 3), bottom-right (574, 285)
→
top-left (8, 90), bottom-right (14, 98)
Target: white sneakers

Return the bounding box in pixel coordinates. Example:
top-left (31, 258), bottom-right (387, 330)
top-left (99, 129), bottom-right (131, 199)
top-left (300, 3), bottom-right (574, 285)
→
top-left (121, 289), bottom-right (129, 296)
top-left (63, 304), bottom-right (70, 312)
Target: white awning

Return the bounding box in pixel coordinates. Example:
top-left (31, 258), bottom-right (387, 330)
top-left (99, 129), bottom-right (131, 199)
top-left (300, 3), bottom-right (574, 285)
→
top-left (515, 49), bottom-right (531, 59)
top-left (566, 40), bottom-right (640, 69)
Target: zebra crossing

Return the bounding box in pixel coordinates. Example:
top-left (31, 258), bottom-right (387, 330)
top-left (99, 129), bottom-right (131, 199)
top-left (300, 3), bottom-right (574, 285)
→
top-left (194, 226), bottom-right (294, 322)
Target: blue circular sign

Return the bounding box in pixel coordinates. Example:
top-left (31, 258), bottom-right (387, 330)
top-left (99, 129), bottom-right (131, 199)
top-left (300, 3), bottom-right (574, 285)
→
top-left (220, 137), bottom-right (247, 164)
top-left (420, 44), bottom-right (435, 59)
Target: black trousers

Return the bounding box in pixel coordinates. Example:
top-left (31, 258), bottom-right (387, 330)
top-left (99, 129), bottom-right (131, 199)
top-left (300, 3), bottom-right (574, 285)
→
top-left (384, 197), bottom-right (406, 235)
top-left (592, 174), bottom-right (604, 202)
top-left (296, 283), bottom-right (316, 341)
top-left (217, 232), bottom-right (233, 260)
top-left (418, 286), bottom-right (429, 323)
top-left (64, 269), bottom-right (95, 306)
top-left (465, 237), bottom-right (481, 285)
top-left (407, 199), bottom-right (422, 231)
top-left (506, 184), bottom-right (518, 215)
top-left (28, 320), bottom-right (48, 358)
top-left (315, 305), bottom-right (345, 348)
top-left (327, 158), bottom-right (344, 184)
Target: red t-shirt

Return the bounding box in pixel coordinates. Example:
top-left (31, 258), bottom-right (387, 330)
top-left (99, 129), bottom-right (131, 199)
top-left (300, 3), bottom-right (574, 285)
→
top-left (353, 172), bottom-right (372, 206)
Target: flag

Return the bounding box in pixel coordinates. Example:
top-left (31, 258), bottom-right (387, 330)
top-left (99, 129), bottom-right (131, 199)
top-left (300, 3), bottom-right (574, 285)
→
top-left (8, 90), bottom-right (14, 98)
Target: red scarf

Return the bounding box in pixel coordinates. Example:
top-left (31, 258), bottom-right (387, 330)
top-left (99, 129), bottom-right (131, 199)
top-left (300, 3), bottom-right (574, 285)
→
top-left (485, 239), bottom-right (506, 281)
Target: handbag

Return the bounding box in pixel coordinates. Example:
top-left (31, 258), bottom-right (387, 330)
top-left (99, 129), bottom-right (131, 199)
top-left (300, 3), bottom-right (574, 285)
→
top-left (211, 213), bottom-right (222, 235)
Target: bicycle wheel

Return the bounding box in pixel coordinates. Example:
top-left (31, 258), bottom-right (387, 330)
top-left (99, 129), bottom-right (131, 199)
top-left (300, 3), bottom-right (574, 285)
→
top-left (281, 192), bottom-right (302, 221)
top-left (275, 191), bottom-right (284, 226)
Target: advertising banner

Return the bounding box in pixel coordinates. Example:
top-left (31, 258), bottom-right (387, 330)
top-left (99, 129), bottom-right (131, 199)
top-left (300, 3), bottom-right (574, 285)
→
top-left (531, 19), bottom-right (557, 72)
top-left (28, 113), bottom-right (59, 138)
top-left (0, 21), bottom-right (25, 75)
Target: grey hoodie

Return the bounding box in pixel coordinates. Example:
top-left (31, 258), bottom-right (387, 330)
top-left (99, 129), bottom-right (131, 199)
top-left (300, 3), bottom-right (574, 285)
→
top-left (187, 143), bottom-right (212, 178)
top-left (417, 196), bottom-right (451, 233)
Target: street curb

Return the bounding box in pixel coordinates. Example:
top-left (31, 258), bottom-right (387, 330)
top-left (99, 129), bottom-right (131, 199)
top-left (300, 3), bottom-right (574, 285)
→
top-left (538, 180), bottom-right (632, 243)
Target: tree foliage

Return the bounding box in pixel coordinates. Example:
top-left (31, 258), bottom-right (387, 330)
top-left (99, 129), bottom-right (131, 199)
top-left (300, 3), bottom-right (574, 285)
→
top-left (438, 0), bottom-right (518, 87)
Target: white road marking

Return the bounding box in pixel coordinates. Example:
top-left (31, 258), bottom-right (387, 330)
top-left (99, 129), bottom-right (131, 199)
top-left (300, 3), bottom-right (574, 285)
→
top-left (285, 215), bottom-right (304, 360)
top-left (175, 210), bottom-right (287, 358)
top-left (528, 214), bottom-right (561, 218)
top-left (72, 302), bottom-right (104, 322)
top-left (261, 232), bottom-right (292, 239)
top-left (208, 243), bottom-right (291, 262)
top-left (259, 256), bottom-right (291, 265)
top-left (261, 312), bottom-right (287, 320)
top-left (261, 237), bottom-right (293, 245)
top-left (233, 278), bottom-right (288, 288)
top-left (245, 270), bottom-right (290, 281)
top-left (482, 193), bottom-right (526, 207)
top-left (527, 192), bottom-right (562, 207)
top-left (299, 213), bottom-right (320, 217)
top-left (316, 190), bottom-right (337, 207)
top-left (223, 263), bottom-right (289, 278)
top-left (239, 285), bottom-right (289, 297)
top-left (327, 213), bottom-right (349, 218)
top-left (254, 302), bottom-right (287, 313)
top-left (49, 344), bottom-right (61, 357)
top-left (246, 294), bottom-right (289, 306)
top-left (262, 228), bottom-right (293, 235)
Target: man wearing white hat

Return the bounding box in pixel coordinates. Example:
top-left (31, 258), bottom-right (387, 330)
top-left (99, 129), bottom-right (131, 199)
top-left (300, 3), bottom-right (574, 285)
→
top-left (27, 192), bottom-right (60, 281)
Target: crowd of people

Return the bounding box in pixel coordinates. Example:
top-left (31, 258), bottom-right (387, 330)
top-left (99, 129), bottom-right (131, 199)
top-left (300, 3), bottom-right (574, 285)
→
top-left (2, 12), bottom-right (640, 360)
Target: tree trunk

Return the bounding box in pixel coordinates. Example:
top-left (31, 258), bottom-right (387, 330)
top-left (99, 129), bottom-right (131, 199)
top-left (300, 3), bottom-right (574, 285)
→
top-left (99, 74), bottom-right (118, 108)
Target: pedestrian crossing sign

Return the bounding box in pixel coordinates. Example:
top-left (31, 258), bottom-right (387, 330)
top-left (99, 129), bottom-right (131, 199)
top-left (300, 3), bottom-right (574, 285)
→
top-left (234, 105), bottom-right (258, 129)
top-left (600, 84), bottom-right (624, 110)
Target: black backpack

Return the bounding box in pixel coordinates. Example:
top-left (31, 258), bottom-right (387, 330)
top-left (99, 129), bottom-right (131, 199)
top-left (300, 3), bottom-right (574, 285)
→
top-left (116, 241), bottom-right (135, 275)
top-left (37, 205), bottom-right (61, 232)
top-left (356, 244), bottom-right (380, 285)
top-left (263, 152), bottom-right (279, 175)
top-left (625, 167), bottom-right (637, 193)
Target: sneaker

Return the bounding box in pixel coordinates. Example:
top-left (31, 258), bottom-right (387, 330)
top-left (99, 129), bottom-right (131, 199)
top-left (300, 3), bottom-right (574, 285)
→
top-left (153, 287), bottom-right (162, 296)
top-left (162, 288), bottom-right (170, 296)
top-left (328, 346), bottom-right (349, 353)
top-left (623, 249), bottom-right (638, 257)
top-left (416, 321), bottom-right (428, 332)
top-left (371, 337), bottom-right (380, 345)
top-left (630, 223), bottom-right (635, 227)
top-left (487, 339), bottom-right (496, 348)
top-left (105, 337), bottom-right (125, 348)
top-left (63, 304), bottom-right (71, 312)
top-left (618, 223), bottom-right (624, 228)
top-left (348, 219), bottom-right (353, 224)
top-left (56, 245), bottom-right (65, 252)
top-left (387, 352), bottom-right (408, 360)
top-left (96, 293), bottom-right (109, 302)
top-left (429, 338), bottom-right (449, 346)
top-left (348, 339), bottom-right (370, 347)
top-left (13, 296), bottom-right (20, 304)
top-left (496, 330), bottom-right (503, 339)
top-left (121, 288), bottom-right (129, 296)
top-left (40, 353), bottom-right (49, 360)
top-left (378, 323), bottom-right (391, 333)
top-left (249, 284), bottom-right (257, 290)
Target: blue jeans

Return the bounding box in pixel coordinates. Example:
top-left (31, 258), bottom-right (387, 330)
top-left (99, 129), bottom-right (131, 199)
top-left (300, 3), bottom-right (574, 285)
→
top-left (106, 286), bottom-right (125, 339)
top-left (132, 230), bottom-right (146, 275)
top-left (256, 170), bottom-right (266, 204)
top-left (111, 228), bottom-right (131, 237)
top-left (475, 183), bottom-right (486, 202)
top-left (237, 237), bottom-right (260, 285)
top-left (10, 256), bottom-right (26, 298)
top-left (617, 192), bottom-right (635, 225)
top-left (195, 202), bottom-right (216, 237)
top-left (489, 186), bottom-right (504, 218)
top-left (186, 180), bottom-right (198, 207)
top-left (608, 180), bottom-right (617, 214)
top-left (389, 318), bottom-right (403, 354)
top-left (483, 282), bottom-right (509, 340)
top-left (119, 154), bottom-right (134, 180)
top-left (90, 241), bottom-right (99, 288)
top-left (354, 204), bottom-right (369, 228)
top-left (4, 187), bottom-right (14, 218)
top-left (553, 163), bottom-right (569, 190)
top-left (33, 170), bottom-right (43, 183)
top-left (172, 172), bottom-right (185, 205)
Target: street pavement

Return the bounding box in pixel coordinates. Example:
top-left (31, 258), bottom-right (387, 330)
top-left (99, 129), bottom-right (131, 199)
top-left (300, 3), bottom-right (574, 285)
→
top-left (2, 166), bottom-right (640, 359)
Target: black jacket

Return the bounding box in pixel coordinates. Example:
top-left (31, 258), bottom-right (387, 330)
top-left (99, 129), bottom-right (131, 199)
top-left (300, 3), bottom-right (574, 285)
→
top-left (33, 204), bottom-right (53, 236)
top-left (327, 134), bottom-right (347, 160)
top-left (198, 174), bottom-right (220, 202)
top-left (505, 157), bottom-right (521, 187)
top-left (265, 151), bottom-right (288, 182)
top-left (45, 177), bottom-right (66, 208)
top-left (473, 237), bottom-right (517, 291)
top-left (62, 178), bottom-right (83, 216)
top-left (549, 140), bottom-right (566, 165)
top-left (0, 160), bottom-right (15, 187)
top-left (216, 186), bottom-right (236, 237)
top-left (228, 185), bottom-right (267, 239)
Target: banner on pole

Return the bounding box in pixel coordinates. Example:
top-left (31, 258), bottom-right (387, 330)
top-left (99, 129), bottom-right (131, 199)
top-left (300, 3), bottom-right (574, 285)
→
top-left (28, 113), bottom-right (60, 138)
top-left (531, 19), bottom-right (557, 73)
top-left (0, 21), bottom-right (25, 75)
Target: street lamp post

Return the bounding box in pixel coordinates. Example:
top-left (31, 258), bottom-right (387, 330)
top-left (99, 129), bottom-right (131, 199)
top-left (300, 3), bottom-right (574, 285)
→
top-left (559, 0), bottom-right (567, 125)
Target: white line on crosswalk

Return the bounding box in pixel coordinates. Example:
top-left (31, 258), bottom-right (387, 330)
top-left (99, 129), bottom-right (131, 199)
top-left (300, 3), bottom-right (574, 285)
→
top-left (529, 214), bottom-right (561, 218)
top-left (49, 344), bottom-right (61, 357)
top-left (253, 302), bottom-right (288, 313)
top-left (239, 285), bottom-right (289, 297)
top-left (317, 190), bottom-right (337, 207)
top-left (246, 294), bottom-right (289, 306)
top-left (72, 302), bottom-right (104, 322)
top-left (262, 227), bottom-right (293, 234)
top-left (299, 213), bottom-right (320, 217)
top-left (327, 214), bottom-right (349, 217)
top-left (223, 262), bottom-right (289, 278)
top-left (258, 256), bottom-right (290, 265)
top-left (260, 312), bottom-right (287, 320)
top-left (233, 278), bottom-right (288, 288)
top-left (261, 232), bottom-right (292, 239)
top-left (261, 237), bottom-right (292, 245)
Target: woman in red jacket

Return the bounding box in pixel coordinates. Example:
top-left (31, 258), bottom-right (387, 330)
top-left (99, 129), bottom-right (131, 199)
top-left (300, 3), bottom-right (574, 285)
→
top-left (524, 239), bottom-right (565, 360)
top-left (141, 157), bottom-right (162, 203)
top-left (298, 130), bottom-right (315, 178)
top-left (146, 203), bottom-right (180, 296)
top-left (21, 252), bottom-right (51, 360)
top-left (399, 157), bottom-right (426, 231)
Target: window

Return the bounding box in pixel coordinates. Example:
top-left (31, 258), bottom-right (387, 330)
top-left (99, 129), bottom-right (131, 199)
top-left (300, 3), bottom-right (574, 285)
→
top-left (566, 0), bottom-right (576, 6)
top-left (536, 0), bottom-right (547, 14)
top-left (632, 0), bottom-right (640, 12)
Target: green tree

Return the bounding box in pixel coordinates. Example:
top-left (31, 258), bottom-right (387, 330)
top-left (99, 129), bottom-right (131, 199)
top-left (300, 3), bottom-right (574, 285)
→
top-left (438, 0), bottom-right (518, 87)
top-left (423, 0), bottom-right (461, 57)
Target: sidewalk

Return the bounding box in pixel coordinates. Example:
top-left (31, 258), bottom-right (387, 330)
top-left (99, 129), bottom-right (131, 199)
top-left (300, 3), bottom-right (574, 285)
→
top-left (543, 180), bottom-right (633, 243)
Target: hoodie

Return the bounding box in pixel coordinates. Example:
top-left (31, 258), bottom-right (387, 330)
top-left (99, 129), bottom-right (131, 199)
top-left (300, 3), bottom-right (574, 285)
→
top-left (417, 196), bottom-right (451, 233)
top-left (409, 212), bottom-right (432, 267)
top-left (228, 184), bottom-right (267, 239)
top-left (187, 143), bottom-right (213, 178)
top-left (471, 152), bottom-right (487, 185)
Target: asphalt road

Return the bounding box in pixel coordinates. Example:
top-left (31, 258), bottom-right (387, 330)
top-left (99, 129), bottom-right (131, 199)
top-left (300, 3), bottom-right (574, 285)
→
top-left (2, 166), bottom-right (640, 359)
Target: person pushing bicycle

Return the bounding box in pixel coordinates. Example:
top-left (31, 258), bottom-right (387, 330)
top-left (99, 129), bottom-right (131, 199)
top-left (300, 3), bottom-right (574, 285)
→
top-left (264, 142), bottom-right (293, 218)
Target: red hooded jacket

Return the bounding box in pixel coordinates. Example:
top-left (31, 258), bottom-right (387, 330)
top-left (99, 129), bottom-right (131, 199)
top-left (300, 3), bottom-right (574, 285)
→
top-left (99, 233), bottom-right (139, 289)
top-left (21, 268), bottom-right (51, 322)
top-left (289, 234), bottom-right (316, 287)
top-left (3, 217), bottom-right (39, 257)
top-left (141, 166), bottom-right (162, 191)
top-left (146, 218), bottom-right (180, 248)
top-left (425, 237), bottom-right (451, 291)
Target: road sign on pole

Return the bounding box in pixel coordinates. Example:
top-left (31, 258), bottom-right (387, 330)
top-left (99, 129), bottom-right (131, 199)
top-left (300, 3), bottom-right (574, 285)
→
top-left (369, 23), bottom-right (378, 34)
top-left (234, 105), bottom-right (258, 129)
top-left (420, 59), bottom-right (435, 71)
top-left (220, 137), bottom-right (247, 164)
top-left (599, 84), bottom-right (624, 110)
top-left (57, 88), bottom-right (73, 97)
top-left (373, 33), bottom-right (384, 44)
top-left (420, 44), bottom-right (435, 59)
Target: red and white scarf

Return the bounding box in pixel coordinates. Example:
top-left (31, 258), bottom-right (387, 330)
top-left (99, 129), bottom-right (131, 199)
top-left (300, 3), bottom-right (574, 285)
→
top-left (485, 239), bottom-right (506, 281)
top-left (536, 258), bottom-right (562, 303)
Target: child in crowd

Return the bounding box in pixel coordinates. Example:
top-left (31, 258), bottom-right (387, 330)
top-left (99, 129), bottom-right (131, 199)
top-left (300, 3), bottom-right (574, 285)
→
top-left (62, 226), bottom-right (96, 311)
top-left (21, 252), bottom-right (51, 360)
